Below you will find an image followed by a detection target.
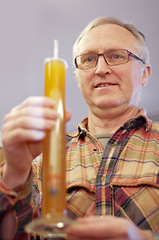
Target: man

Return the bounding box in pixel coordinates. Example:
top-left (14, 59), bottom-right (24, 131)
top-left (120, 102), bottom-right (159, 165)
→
top-left (0, 17), bottom-right (158, 239)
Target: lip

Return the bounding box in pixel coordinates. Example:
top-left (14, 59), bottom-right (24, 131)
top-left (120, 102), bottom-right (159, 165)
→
top-left (95, 82), bottom-right (117, 88)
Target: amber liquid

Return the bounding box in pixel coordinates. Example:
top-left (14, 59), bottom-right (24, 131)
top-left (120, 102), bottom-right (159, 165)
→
top-left (43, 59), bottom-right (66, 218)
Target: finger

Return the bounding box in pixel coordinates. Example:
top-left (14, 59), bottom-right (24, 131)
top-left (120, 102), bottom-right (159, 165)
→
top-left (66, 216), bottom-right (133, 240)
top-left (66, 111), bottom-right (72, 122)
top-left (4, 128), bottom-right (46, 145)
top-left (4, 107), bottom-right (59, 125)
top-left (74, 216), bottom-right (104, 225)
top-left (5, 96), bottom-right (57, 119)
top-left (66, 217), bottom-right (117, 239)
top-left (4, 115), bottom-right (56, 133)
top-left (15, 96), bottom-right (56, 110)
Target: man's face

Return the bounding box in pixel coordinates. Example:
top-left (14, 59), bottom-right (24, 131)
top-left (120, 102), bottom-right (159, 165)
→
top-left (74, 24), bottom-right (149, 115)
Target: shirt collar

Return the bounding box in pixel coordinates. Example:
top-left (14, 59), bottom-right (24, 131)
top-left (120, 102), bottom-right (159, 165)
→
top-left (67, 109), bottom-right (152, 139)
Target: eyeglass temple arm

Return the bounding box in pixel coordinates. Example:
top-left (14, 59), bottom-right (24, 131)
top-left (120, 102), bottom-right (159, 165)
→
top-left (129, 52), bottom-right (145, 64)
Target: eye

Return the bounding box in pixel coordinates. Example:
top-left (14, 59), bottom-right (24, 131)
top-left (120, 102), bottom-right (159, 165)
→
top-left (86, 56), bottom-right (95, 62)
top-left (112, 54), bottom-right (121, 59)
top-left (81, 54), bottom-right (96, 64)
top-left (106, 51), bottom-right (127, 63)
top-left (109, 53), bottom-right (123, 59)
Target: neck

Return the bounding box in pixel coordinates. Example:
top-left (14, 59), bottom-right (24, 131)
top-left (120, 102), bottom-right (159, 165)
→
top-left (87, 106), bottom-right (139, 134)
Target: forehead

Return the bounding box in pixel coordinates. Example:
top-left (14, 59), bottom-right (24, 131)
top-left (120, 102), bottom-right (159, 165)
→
top-left (78, 24), bottom-right (138, 54)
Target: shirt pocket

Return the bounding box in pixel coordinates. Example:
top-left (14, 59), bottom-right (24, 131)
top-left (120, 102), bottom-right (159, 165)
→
top-left (110, 182), bottom-right (159, 231)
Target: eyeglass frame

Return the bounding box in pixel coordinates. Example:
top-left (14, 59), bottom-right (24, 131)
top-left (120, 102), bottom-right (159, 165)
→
top-left (74, 49), bottom-right (145, 70)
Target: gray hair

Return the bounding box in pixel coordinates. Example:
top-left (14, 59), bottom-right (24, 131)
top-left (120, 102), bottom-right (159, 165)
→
top-left (73, 17), bottom-right (150, 64)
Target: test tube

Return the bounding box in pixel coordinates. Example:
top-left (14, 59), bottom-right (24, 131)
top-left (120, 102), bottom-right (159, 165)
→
top-left (43, 40), bottom-right (66, 218)
top-left (25, 40), bottom-right (71, 238)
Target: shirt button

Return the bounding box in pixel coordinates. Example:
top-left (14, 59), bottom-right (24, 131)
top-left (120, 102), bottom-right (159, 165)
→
top-left (93, 148), bottom-right (97, 151)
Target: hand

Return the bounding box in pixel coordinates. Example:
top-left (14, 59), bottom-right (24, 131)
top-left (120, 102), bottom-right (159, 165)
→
top-left (66, 216), bottom-right (153, 240)
top-left (2, 96), bottom-right (71, 188)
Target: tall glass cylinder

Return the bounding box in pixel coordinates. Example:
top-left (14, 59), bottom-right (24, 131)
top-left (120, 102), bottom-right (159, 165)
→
top-left (25, 41), bottom-right (73, 239)
top-left (43, 57), bottom-right (66, 218)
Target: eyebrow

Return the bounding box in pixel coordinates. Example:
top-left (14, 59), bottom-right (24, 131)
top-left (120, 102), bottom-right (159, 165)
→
top-left (78, 48), bottom-right (124, 56)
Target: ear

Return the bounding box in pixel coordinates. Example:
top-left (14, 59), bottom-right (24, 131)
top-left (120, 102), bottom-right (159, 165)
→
top-left (142, 64), bottom-right (151, 86)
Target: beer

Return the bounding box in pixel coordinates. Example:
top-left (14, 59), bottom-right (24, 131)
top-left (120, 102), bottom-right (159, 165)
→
top-left (25, 40), bottom-right (71, 238)
top-left (43, 55), bottom-right (66, 218)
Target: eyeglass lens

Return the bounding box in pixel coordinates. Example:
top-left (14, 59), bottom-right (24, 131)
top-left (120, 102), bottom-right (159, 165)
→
top-left (76, 49), bottom-right (129, 69)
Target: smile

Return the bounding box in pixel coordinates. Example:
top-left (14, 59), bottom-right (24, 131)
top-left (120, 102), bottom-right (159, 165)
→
top-left (95, 83), bottom-right (115, 88)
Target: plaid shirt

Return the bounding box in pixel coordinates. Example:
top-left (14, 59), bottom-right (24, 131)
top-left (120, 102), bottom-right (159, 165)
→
top-left (0, 110), bottom-right (159, 239)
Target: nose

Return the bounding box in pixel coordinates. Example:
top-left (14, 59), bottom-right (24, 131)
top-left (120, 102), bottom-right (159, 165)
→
top-left (95, 55), bottom-right (112, 75)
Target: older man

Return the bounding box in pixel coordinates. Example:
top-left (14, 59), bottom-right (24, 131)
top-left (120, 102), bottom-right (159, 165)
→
top-left (0, 17), bottom-right (158, 240)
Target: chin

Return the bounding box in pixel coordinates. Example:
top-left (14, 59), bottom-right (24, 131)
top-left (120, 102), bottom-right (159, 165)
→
top-left (97, 99), bottom-right (118, 107)
top-left (96, 103), bottom-right (117, 109)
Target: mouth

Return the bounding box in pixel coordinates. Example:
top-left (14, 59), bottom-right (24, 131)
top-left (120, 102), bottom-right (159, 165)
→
top-left (95, 83), bottom-right (116, 88)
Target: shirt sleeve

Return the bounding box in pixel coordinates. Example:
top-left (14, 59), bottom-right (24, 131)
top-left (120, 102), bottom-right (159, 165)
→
top-left (0, 162), bottom-right (33, 234)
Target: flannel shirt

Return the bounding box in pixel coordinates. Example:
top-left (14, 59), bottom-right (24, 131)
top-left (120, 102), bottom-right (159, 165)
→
top-left (0, 110), bottom-right (159, 239)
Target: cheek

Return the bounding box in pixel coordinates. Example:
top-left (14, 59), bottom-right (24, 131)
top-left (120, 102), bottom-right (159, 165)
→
top-left (113, 68), bottom-right (130, 87)
top-left (130, 67), bottom-right (143, 88)
top-left (115, 64), bottom-right (142, 89)
top-left (76, 70), bottom-right (93, 89)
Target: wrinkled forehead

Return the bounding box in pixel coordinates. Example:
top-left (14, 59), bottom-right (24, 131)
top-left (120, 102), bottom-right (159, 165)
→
top-left (77, 24), bottom-right (139, 55)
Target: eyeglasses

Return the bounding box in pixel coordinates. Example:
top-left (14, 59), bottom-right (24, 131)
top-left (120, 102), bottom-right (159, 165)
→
top-left (74, 49), bottom-right (145, 70)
